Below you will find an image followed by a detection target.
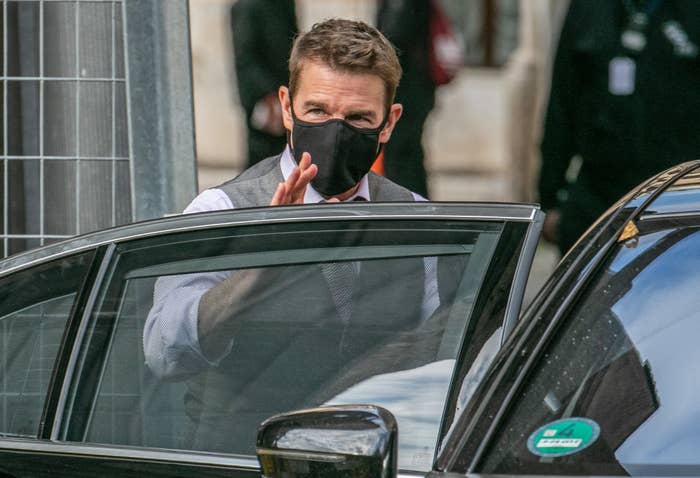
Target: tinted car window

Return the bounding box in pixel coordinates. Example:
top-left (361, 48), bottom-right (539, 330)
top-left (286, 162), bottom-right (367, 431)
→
top-left (480, 222), bottom-right (700, 475)
top-left (64, 218), bottom-right (517, 472)
top-left (0, 252), bottom-right (93, 438)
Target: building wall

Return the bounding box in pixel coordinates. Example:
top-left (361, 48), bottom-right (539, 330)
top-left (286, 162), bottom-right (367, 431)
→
top-left (189, 0), bottom-right (568, 202)
top-left (189, 0), bottom-right (243, 189)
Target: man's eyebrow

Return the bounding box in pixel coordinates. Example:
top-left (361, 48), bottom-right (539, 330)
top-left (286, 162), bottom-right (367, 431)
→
top-left (345, 109), bottom-right (377, 118)
top-left (301, 100), bottom-right (329, 110)
top-left (300, 100), bottom-right (377, 119)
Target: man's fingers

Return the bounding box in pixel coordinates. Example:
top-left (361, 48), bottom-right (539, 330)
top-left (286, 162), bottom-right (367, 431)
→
top-left (286, 165), bottom-right (301, 187)
top-left (541, 210), bottom-right (561, 244)
top-left (286, 154), bottom-right (315, 203)
top-left (270, 154), bottom-right (317, 205)
top-left (300, 163), bottom-right (318, 184)
top-left (299, 152), bottom-right (312, 171)
top-left (270, 182), bottom-right (287, 206)
top-left (290, 163), bottom-right (316, 202)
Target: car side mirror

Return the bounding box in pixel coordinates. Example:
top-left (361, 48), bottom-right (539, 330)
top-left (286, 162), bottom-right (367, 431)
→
top-left (256, 405), bottom-right (398, 478)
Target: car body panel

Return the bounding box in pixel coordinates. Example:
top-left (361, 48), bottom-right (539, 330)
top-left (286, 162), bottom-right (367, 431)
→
top-left (438, 161), bottom-right (700, 477)
top-left (0, 203), bottom-right (538, 277)
top-left (0, 202), bottom-right (543, 477)
top-left (6, 158), bottom-right (700, 477)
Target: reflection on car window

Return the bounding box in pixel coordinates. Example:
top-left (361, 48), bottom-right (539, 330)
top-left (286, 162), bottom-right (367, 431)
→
top-left (72, 220), bottom-right (507, 472)
top-left (0, 252), bottom-right (93, 438)
top-left (480, 226), bottom-right (700, 475)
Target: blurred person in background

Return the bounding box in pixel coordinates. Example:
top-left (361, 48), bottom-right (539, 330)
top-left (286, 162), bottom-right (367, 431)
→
top-left (538, 0), bottom-right (700, 254)
top-left (377, 0), bottom-right (436, 198)
top-left (230, 0), bottom-right (297, 167)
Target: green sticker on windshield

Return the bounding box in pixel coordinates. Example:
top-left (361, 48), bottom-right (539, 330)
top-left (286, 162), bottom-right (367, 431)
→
top-left (527, 418), bottom-right (600, 458)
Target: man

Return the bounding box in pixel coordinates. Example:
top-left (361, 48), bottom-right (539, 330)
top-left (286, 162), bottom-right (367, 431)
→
top-left (377, 0), bottom-right (436, 198)
top-left (144, 18), bottom-right (440, 454)
top-left (539, 0), bottom-right (700, 254)
top-left (230, 0), bottom-right (297, 166)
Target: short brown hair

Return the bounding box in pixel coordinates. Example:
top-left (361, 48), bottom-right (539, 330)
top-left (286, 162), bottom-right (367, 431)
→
top-left (288, 18), bottom-right (402, 110)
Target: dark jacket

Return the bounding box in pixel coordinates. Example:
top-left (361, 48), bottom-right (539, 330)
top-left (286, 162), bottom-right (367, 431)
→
top-left (539, 0), bottom-right (700, 214)
top-left (376, 0), bottom-right (436, 197)
top-left (230, 0), bottom-right (296, 116)
top-left (230, 0), bottom-right (297, 165)
top-left (377, 0), bottom-right (435, 106)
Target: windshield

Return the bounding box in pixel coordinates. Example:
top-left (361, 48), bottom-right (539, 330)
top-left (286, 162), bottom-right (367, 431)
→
top-left (479, 220), bottom-right (700, 475)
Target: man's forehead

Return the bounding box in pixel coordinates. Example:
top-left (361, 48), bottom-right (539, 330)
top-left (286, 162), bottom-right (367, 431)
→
top-left (295, 60), bottom-right (386, 107)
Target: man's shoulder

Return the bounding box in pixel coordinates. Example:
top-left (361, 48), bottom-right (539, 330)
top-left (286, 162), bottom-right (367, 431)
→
top-left (183, 188), bottom-right (233, 214)
top-left (216, 155), bottom-right (284, 208)
top-left (224, 155), bottom-right (282, 184)
top-left (367, 172), bottom-right (421, 201)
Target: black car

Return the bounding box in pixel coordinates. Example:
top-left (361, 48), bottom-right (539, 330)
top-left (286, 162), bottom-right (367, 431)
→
top-left (1, 161), bottom-right (699, 477)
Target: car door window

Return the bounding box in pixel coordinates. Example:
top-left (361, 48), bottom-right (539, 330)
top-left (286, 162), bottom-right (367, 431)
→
top-left (478, 223), bottom-right (700, 475)
top-left (62, 216), bottom-right (530, 472)
top-left (0, 251), bottom-right (94, 438)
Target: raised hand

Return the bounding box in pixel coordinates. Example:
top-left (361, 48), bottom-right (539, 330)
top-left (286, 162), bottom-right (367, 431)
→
top-left (270, 152), bottom-right (318, 205)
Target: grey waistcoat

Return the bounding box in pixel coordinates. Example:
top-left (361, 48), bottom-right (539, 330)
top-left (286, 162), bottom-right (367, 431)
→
top-left (217, 154), bottom-right (417, 206)
top-left (185, 154), bottom-right (423, 454)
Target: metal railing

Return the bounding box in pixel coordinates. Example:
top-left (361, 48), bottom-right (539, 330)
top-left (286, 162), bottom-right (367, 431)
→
top-left (1, 0), bottom-right (196, 258)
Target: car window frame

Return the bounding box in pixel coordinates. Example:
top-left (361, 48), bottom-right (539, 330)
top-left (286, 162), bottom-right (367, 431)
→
top-left (66, 219), bottom-right (509, 454)
top-left (444, 211), bottom-right (639, 472)
top-left (436, 219), bottom-right (541, 447)
top-left (31, 203), bottom-right (542, 474)
top-left (0, 247), bottom-right (102, 442)
top-left (40, 247), bottom-right (107, 440)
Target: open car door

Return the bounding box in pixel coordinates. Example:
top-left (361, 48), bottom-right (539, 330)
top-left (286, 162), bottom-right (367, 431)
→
top-left (0, 202), bottom-right (542, 477)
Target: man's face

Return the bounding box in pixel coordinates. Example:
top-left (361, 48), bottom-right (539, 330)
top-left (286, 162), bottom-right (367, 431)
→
top-left (279, 60), bottom-right (402, 146)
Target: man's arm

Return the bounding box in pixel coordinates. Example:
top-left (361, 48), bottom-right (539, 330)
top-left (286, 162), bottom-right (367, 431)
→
top-left (144, 155), bottom-right (317, 378)
top-left (197, 154), bottom-right (317, 359)
top-left (196, 267), bottom-right (287, 359)
top-left (143, 271), bottom-right (233, 379)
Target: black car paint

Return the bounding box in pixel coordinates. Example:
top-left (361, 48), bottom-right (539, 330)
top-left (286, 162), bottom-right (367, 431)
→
top-left (0, 202), bottom-right (542, 477)
top-left (438, 161), bottom-right (700, 474)
top-left (4, 159), bottom-right (700, 478)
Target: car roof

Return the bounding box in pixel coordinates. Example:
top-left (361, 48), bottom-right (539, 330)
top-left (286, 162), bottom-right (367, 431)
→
top-left (0, 201), bottom-right (539, 277)
top-left (623, 160), bottom-right (700, 217)
top-left (639, 166), bottom-right (700, 218)
top-left (5, 160), bottom-right (699, 278)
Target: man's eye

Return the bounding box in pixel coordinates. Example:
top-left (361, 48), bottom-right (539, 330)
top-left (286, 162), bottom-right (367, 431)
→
top-left (309, 108), bottom-right (325, 116)
top-left (347, 115), bottom-right (370, 125)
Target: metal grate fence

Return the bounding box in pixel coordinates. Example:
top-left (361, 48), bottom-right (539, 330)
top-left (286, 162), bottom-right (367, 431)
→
top-left (1, 0), bottom-right (131, 257)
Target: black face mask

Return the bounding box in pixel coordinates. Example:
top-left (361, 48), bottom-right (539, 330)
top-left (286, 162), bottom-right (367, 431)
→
top-left (289, 110), bottom-right (387, 197)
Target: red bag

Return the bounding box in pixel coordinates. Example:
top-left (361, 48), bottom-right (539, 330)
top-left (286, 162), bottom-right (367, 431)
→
top-left (428, 0), bottom-right (464, 86)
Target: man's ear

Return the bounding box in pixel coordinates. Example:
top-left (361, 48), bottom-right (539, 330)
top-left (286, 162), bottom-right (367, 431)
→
top-left (378, 103), bottom-right (403, 144)
top-left (279, 86), bottom-right (294, 133)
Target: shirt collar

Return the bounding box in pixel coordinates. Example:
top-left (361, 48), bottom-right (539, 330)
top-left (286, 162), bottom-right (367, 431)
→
top-left (280, 146), bottom-right (371, 203)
